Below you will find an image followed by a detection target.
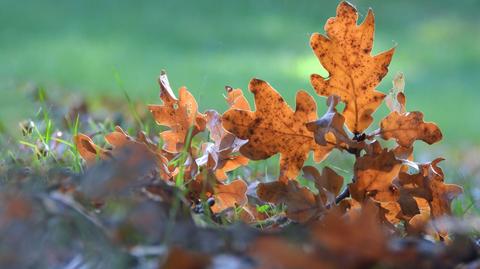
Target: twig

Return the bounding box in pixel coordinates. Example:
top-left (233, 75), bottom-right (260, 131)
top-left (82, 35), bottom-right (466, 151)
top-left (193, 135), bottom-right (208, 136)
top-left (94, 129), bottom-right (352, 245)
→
top-left (335, 187), bottom-right (350, 204)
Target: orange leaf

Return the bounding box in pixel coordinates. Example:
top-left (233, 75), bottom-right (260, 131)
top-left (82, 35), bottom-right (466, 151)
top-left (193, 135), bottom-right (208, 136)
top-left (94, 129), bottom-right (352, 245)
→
top-left (349, 149), bottom-right (401, 202)
top-left (257, 180), bottom-right (325, 223)
top-left (148, 71), bottom-right (206, 153)
top-left (196, 110), bottom-right (249, 180)
top-left (397, 158), bottom-right (463, 218)
top-left (74, 134), bottom-right (109, 165)
top-left (379, 111), bottom-right (442, 147)
top-left (222, 78), bottom-right (332, 181)
top-left (210, 179), bottom-right (248, 213)
top-left (306, 95), bottom-right (361, 150)
top-left (302, 166), bottom-right (343, 198)
top-left (310, 1), bottom-right (394, 133)
top-left (225, 85), bottom-right (251, 111)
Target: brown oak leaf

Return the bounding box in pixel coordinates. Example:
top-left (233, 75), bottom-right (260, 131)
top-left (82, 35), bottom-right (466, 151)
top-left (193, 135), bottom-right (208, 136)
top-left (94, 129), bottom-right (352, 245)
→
top-left (397, 158), bottom-right (463, 218)
top-left (379, 111), bottom-right (442, 148)
top-left (385, 72), bottom-right (406, 113)
top-left (225, 85), bottom-right (251, 111)
top-left (310, 1), bottom-right (394, 133)
top-left (222, 78), bottom-right (332, 181)
top-left (196, 110), bottom-right (249, 180)
top-left (74, 134), bottom-right (110, 165)
top-left (257, 180), bottom-right (326, 223)
top-left (306, 95), bottom-right (361, 150)
top-left (349, 148), bottom-right (401, 203)
top-left (148, 71), bottom-right (206, 153)
top-left (211, 179), bottom-right (248, 213)
top-left (75, 127), bottom-right (172, 180)
top-left (302, 165), bottom-right (343, 205)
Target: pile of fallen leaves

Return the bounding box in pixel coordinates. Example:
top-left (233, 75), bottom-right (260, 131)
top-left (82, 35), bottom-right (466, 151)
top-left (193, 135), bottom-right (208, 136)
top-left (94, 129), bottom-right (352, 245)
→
top-left (1, 2), bottom-right (477, 269)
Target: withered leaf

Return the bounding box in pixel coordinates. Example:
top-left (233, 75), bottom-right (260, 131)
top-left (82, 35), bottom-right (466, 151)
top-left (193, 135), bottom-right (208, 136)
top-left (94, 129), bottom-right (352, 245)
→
top-left (74, 134), bottom-right (110, 165)
top-left (148, 71), bottom-right (206, 153)
top-left (75, 127), bottom-right (172, 180)
top-left (211, 179), bottom-right (248, 213)
top-left (225, 85), bottom-right (251, 111)
top-left (310, 1), bottom-right (394, 133)
top-left (312, 200), bottom-right (389, 262)
top-left (104, 125), bottom-right (132, 147)
top-left (196, 110), bottom-right (249, 180)
top-left (257, 180), bottom-right (325, 223)
top-left (222, 78), bottom-right (332, 181)
top-left (250, 237), bottom-right (330, 269)
top-left (306, 95), bottom-right (360, 150)
top-left (385, 72), bottom-right (406, 113)
top-left (397, 158), bottom-right (463, 218)
top-left (302, 165), bottom-right (343, 203)
top-left (349, 149), bottom-right (401, 202)
top-left (379, 111), bottom-right (442, 147)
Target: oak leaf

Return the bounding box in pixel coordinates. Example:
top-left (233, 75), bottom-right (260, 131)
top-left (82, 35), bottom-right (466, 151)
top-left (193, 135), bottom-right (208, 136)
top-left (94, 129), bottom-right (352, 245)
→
top-left (257, 180), bottom-right (324, 223)
top-left (349, 148), bottom-right (401, 203)
top-left (306, 95), bottom-right (361, 150)
top-left (196, 110), bottom-right (249, 180)
top-left (302, 165), bottom-right (343, 204)
top-left (222, 78), bottom-right (332, 181)
top-left (379, 111), bottom-right (442, 148)
top-left (385, 72), bottom-right (406, 113)
top-left (310, 1), bottom-right (394, 133)
top-left (74, 134), bottom-right (110, 165)
top-left (210, 179), bottom-right (248, 213)
top-left (225, 85), bottom-right (251, 111)
top-left (397, 158), bottom-right (462, 218)
top-left (148, 71), bottom-right (206, 153)
top-left (75, 127), bottom-right (172, 180)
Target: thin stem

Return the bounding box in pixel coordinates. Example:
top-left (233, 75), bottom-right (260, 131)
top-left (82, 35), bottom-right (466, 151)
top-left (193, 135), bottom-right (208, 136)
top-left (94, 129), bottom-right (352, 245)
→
top-left (335, 187), bottom-right (350, 204)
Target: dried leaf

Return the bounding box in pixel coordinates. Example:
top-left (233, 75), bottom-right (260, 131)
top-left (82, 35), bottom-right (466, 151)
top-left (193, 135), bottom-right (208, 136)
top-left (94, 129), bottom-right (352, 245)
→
top-left (74, 134), bottom-right (109, 165)
top-left (222, 78), bottom-right (332, 181)
top-left (349, 149), bottom-right (401, 202)
top-left (302, 165), bottom-right (343, 204)
top-left (312, 200), bottom-right (389, 263)
top-left (385, 72), bottom-right (406, 113)
top-left (196, 110), bottom-right (248, 180)
top-left (75, 127), bottom-right (172, 180)
top-left (211, 179), bottom-right (248, 213)
top-left (148, 71), bottom-right (206, 153)
top-left (379, 111), bottom-right (443, 147)
top-left (306, 95), bottom-right (359, 149)
top-left (310, 1), bottom-right (394, 133)
top-left (225, 85), bottom-right (251, 111)
top-left (257, 180), bottom-right (325, 223)
top-left (398, 158), bottom-right (463, 218)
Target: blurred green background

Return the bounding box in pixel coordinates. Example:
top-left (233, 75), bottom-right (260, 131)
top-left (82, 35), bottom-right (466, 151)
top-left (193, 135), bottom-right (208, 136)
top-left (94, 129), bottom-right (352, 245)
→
top-left (0, 0), bottom-right (479, 144)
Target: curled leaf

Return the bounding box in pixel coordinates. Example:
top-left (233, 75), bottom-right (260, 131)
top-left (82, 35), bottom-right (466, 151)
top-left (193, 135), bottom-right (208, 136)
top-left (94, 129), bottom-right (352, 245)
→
top-left (306, 95), bottom-right (360, 149)
top-left (349, 149), bottom-right (402, 203)
top-left (385, 72), bottom-right (406, 113)
top-left (196, 110), bottom-right (249, 180)
top-left (257, 180), bottom-right (325, 223)
top-left (211, 179), bottom-right (248, 213)
top-left (74, 134), bottom-right (109, 165)
top-left (302, 165), bottom-right (343, 205)
top-left (397, 158), bottom-right (463, 218)
top-left (148, 71), bottom-right (206, 153)
top-left (225, 85), bottom-right (251, 111)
